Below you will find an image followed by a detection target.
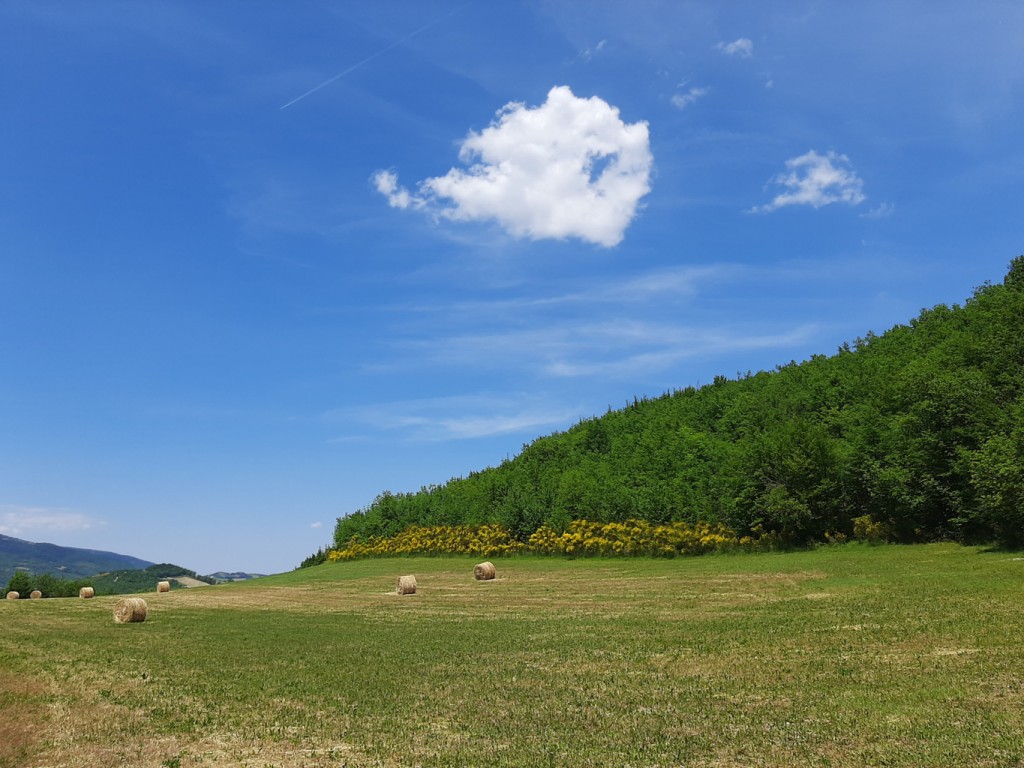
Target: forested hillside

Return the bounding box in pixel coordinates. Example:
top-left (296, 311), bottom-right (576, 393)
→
top-left (0, 534), bottom-right (153, 585)
top-left (88, 564), bottom-right (213, 594)
top-left (334, 257), bottom-right (1024, 550)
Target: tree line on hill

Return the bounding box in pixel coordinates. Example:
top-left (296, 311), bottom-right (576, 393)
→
top-left (4, 564), bottom-right (212, 598)
top-left (317, 257), bottom-right (1024, 559)
top-left (5, 570), bottom-right (93, 598)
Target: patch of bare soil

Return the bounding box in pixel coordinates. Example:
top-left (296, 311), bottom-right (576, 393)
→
top-left (172, 576), bottom-right (211, 588)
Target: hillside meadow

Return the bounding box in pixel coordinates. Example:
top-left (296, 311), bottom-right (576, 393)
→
top-left (2, 544), bottom-right (1023, 767)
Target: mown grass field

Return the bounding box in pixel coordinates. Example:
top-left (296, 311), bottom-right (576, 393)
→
top-left (2, 544), bottom-right (1023, 767)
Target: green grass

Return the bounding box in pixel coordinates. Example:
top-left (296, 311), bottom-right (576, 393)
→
top-left (2, 544), bottom-right (1024, 767)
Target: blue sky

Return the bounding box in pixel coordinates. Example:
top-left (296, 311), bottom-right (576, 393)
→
top-left (2, 2), bottom-right (1022, 575)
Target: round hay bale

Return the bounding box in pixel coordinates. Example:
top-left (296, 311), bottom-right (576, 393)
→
top-left (79, 586), bottom-right (95, 599)
top-left (6, 591), bottom-right (19, 600)
top-left (474, 561), bottom-right (496, 581)
top-left (113, 597), bottom-right (148, 624)
top-left (29, 590), bottom-right (42, 600)
top-left (396, 575), bottom-right (417, 595)
top-left (156, 581), bottom-right (171, 593)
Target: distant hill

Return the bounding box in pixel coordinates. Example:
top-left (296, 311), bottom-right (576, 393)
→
top-left (89, 563), bottom-right (214, 595)
top-left (0, 533), bottom-right (153, 585)
top-left (207, 571), bottom-right (266, 582)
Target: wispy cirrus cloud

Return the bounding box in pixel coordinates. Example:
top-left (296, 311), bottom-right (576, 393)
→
top-left (752, 150), bottom-right (866, 212)
top-left (392, 265), bottom-right (738, 316)
top-left (0, 505), bottom-right (104, 538)
top-left (364, 263), bottom-right (810, 381)
top-left (326, 394), bottom-right (577, 441)
top-left (409, 319), bottom-right (818, 379)
top-left (373, 85), bottom-right (653, 247)
top-left (576, 39), bottom-right (607, 63)
top-left (601, 264), bottom-right (738, 300)
top-left (542, 323), bottom-right (818, 377)
top-left (348, 263), bottom-right (837, 445)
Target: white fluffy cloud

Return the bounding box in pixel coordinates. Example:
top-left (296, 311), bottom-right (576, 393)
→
top-left (716, 38), bottom-right (753, 57)
top-left (753, 150), bottom-right (866, 212)
top-left (374, 86), bottom-right (653, 247)
top-left (373, 169), bottom-right (414, 210)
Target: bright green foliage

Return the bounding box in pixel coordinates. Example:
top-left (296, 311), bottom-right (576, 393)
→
top-left (333, 257), bottom-right (1024, 550)
top-left (298, 547), bottom-right (329, 568)
top-left (969, 415), bottom-right (1024, 547)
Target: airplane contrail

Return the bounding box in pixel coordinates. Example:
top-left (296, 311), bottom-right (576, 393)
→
top-left (280, 1), bottom-right (473, 110)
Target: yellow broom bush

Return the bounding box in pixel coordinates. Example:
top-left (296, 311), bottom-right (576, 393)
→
top-left (328, 519), bottom-right (740, 561)
top-left (528, 519), bottom-right (736, 557)
top-left (329, 523), bottom-right (524, 561)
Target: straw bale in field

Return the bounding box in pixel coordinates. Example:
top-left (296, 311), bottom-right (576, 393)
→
top-left (79, 587), bottom-right (95, 599)
top-left (29, 590), bottom-right (42, 600)
top-left (6, 591), bottom-right (19, 600)
top-left (113, 597), bottom-right (148, 624)
top-left (474, 561), bottom-right (496, 580)
top-left (156, 580), bottom-right (171, 593)
top-left (396, 575), bottom-right (417, 595)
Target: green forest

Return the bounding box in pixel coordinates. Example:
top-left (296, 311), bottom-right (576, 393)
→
top-left (330, 257), bottom-right (1024, 552)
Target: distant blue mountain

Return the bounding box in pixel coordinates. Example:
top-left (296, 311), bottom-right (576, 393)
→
top-left (0, 533), bottom-right (154, 585)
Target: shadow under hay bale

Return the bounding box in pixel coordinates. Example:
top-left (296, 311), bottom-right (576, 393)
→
top-left (79, 587), bottom-right (95, 599)
top-left (474, 561), bottom-right (496, 580)
top-left (156, 581), bottom-right (171, 593)
top-left (396, 575), bottom-right (417, 595)
top-left (6, 591), bottom-right (19, 600)
top-left (29, 590), bottom-right (42, 600)
top-left (113, 597), bottom-right (148, 624)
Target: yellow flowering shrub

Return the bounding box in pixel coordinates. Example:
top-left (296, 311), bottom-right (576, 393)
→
top-left (328, 519), bottom-right (740, 561)
top-left (851, 514), bottom-right (889, 543)
top-left (528, 519), bottom-right (737, 557)
top-left (328, 523), bottom-right (524, 561)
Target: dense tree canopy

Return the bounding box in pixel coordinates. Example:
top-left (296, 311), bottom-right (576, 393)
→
top-left (333, 257), bottom-right (1024, 550)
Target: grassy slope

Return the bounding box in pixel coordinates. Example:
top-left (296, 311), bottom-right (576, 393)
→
top-left (2, 545), bottom-right (1023, 767)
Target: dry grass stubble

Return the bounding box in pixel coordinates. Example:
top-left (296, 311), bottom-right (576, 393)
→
top-left (0, 561), bottom-right (823, 767)
top-left (9, 638), bottom-right (375, 768)
top-left (3, 548), bottom-right (1023, 766)
top-left (0, 673), bottom-right (49, 768)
